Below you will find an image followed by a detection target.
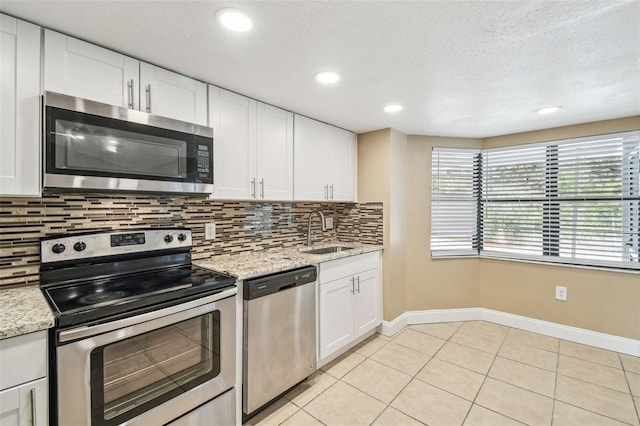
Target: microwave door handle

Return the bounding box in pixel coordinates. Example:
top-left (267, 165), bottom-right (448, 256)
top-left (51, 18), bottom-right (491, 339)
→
top-left (127, 79), bottom-right (134, 109)
top-left (145, 84), bottom-right (151, 113)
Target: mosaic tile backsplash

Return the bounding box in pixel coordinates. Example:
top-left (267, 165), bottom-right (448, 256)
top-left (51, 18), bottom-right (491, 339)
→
top-left (0, 194), bottom-right (383, 286)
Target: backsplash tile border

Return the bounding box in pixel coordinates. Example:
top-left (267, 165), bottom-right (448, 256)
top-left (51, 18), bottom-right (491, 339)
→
top-left (0, 194), bottom-right (383, 286)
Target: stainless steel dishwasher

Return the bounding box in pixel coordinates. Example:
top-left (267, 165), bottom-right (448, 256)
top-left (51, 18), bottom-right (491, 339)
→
top-left (243, 266), bottom-right (317, 419)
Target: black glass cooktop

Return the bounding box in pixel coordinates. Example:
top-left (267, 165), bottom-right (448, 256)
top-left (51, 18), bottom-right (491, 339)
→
top-left (44, 265), bottom-right (235, 328)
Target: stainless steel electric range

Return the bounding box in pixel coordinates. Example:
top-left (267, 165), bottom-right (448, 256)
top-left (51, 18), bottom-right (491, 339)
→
top-left (39, 228), bottom-right (237, 426)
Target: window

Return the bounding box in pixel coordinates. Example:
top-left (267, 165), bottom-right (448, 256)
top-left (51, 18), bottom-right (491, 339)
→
top-left (431, 130), bottom-right (640, 269)
top-left (431, 148), bottom-right (480, 256)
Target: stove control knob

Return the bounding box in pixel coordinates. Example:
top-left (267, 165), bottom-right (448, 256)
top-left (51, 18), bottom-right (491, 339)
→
top-left (177, 233), bottom-right (187, 242)
top-left (74, 242), bottom-right (87, 252)
top-left (164, 234), bottom-right (174, 243)
top-left (52, 243), bottom-right (65, 254)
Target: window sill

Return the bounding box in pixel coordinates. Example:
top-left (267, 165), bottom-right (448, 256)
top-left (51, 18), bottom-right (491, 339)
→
top-left (431, 254), bottom-right (640, 275)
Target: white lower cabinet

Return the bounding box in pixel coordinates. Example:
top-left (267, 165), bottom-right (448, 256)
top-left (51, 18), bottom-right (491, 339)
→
top-left (0, 331), bottom-right (48, 426)
top-left (0, 378), bottom-right (47, 426)
top-left (318, 252), bottom-right (382, 361)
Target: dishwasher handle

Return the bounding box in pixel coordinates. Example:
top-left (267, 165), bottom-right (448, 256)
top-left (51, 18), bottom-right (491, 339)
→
top-left (244, 266), bottom-right (317, 300)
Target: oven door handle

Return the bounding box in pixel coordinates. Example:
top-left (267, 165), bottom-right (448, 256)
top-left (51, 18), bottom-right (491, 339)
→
top-left (58, 287), bottom-right (237, 344)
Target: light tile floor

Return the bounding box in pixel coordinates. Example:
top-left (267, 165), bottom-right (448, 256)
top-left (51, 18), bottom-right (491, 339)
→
top-left (245, 321), bottom-right (640, 426)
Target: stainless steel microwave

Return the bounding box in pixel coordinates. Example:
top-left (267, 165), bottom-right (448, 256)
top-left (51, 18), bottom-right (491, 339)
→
top-left (43, 92), bottom-right (213, 195)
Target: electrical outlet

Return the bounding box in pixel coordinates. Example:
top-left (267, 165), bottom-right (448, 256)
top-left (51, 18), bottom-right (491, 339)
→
top-left (555, 285), bottom-right (567, 301)
top-left (325, 217), bottom-right (334, 230)
top-left (205, 223), bottom-right (216, 240)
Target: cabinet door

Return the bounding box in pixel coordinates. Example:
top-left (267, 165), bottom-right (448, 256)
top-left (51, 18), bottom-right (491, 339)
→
top-left (256, 103), bottom-right (293, 200)
top-left (0, 15), bottom-right (41, 196)
top-left (140, 63), bottom-right (207, 125)
top-left (209, 86), bottom-right (256, 199)
top-left (294, 115), bottom-right (327, 201)
top-left (353, 268), bottom-right (382, 339)
top-left (44, 29), bottom-right (139, 109)
top-left (319, 276), bottom-right (355, 360)
top-left (326, 125), bottom-right (356, 202)
top-left (0, 378), bottom-right (48, 426)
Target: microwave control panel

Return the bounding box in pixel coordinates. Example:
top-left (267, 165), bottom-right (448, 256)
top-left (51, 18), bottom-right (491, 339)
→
top-left (196, 145), bottom-right (211, 177)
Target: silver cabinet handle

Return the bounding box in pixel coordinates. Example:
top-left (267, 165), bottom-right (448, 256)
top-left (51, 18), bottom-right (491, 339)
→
top-left (145, 84), bottom-right (151, 112)
top-left (30, 388), bottom-right (37, 426)
top-left (330, 184), bottom-right (334, 200)
top-left (127, 79), bottom-right (134, 109)
top-left (324, 185), bottom-right (329, 200)
top-left (356, 275), bottom-right (360, 294)
top-left (251, 178), bottom-right (256, 199)
top-left (350, 276), bottom-right (355, 294)
top-left (260, 178), bottom-right (264, 199)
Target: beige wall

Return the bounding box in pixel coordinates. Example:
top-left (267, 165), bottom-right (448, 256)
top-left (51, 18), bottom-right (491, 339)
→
top-left (405, 136), bottom-right (482, 311)
top-left (358, 129), bottom-right (407, 319)
top-left (358, 116), bottom-right (640, 340)
top-left (480, 116), bottom-right (640, 340)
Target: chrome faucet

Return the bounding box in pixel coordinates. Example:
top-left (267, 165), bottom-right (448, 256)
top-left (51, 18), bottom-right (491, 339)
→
top-left (307, 209), bottom-right (327, 246)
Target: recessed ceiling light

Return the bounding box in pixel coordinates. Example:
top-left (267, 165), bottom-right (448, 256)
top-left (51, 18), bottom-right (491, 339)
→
top-left (383, 104), bottom-right (403, 113)
top-left (215, 8), bottom-right (253, 32)
top-left (315, 71), bottom-right (340, 84)
top-left (536, 106), bottom-right (561, 114)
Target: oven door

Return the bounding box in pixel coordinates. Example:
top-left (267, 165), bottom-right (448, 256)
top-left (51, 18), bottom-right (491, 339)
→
top-left (55, 288), bottom-right (236, 426)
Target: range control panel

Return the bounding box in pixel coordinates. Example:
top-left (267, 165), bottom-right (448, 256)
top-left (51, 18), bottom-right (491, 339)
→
top-left (41, 228), bottom-right (192, 264)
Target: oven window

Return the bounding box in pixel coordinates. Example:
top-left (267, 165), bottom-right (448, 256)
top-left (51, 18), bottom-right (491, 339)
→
top-left (90, 312), bottom-right (221, 426)
top-left (53, 118), bottom-right (188, 178)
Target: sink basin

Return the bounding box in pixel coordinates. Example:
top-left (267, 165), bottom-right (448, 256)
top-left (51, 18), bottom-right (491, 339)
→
top-left (300, 246), bottom-right (354, 255)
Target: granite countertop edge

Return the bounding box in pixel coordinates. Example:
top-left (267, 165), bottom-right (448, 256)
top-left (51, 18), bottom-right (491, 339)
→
top-left (194, 243), bottom-right (383, 280)
top-left (0, 285), bottom-right (55, 341)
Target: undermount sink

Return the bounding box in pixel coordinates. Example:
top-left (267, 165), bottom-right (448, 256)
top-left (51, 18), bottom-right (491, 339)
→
top-left (300, 246), bottom-right (354, 255)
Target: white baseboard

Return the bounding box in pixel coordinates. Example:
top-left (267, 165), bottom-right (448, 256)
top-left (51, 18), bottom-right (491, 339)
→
top-left (379, 307), bottom-right (640, 357)
top-left (377, 312), bottom-right (408, 336)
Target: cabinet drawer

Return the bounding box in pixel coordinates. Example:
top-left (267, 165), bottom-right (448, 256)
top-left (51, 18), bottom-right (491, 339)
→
top-left (0, 332), bottom-right (47, 390)
top-left (319, 251), bottom-right (380, 284)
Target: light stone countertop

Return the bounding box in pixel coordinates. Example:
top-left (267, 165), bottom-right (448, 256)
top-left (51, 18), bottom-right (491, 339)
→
top-left (194, 242), bottom-right (383, 280)
top-left (0, 285), bottom-right (55, 340)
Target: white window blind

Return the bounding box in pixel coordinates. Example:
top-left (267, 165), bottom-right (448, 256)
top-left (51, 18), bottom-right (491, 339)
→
top-left (430, 130), bottom-right (640, 270)
top-left (431, 148), bottom-right (479, 256)
top-left (482, 145), bottom-right (547, 257)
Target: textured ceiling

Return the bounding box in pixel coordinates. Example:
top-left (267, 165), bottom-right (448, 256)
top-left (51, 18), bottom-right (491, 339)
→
top-left (1, 0), bottom-right (639, 137)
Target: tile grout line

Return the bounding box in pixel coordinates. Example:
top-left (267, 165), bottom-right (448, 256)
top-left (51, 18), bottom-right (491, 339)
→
top-left (550, 336), bottom-right (560, 426)
top-left (458, 324), bottom-right (508, 425)
top-left (368, 322), bottom-right (466, 425)
top-left (619, 352), bottom-right (640, 424)
top-left (366, 326), bottom-right (446, 425)
top-left (259, 322), bottom-right (639, 426)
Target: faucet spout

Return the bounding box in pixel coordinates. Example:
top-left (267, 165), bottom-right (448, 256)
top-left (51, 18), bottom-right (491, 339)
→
top-left (307, 209), bottom-right (327, 246)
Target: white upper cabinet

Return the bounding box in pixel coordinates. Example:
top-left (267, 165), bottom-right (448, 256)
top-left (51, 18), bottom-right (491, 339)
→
top-left (255, 102), bottom-right (294, 200)
top-left (209, 85), bottom-right (293, 201)
top-left (140, 63), bottom-right (207, 126)
top-left (44, 31), bottom-right (206, 125)
top-left (326, 125), bottom-right (356, 202)
top-left (209, 86), bottom-right (255, 199)
top-left (294, 115), bottom-right (356, 202)
top-left (0, 15), bottom-right (41, 196)
top-left (293, 115), bottom-right (326, 201)
top-left (44, 29), bottom-right (139, 109)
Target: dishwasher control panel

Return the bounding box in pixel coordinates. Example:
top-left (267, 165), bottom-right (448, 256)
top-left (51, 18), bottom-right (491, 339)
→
top-left (243, 266), bottom-right (317, 300)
